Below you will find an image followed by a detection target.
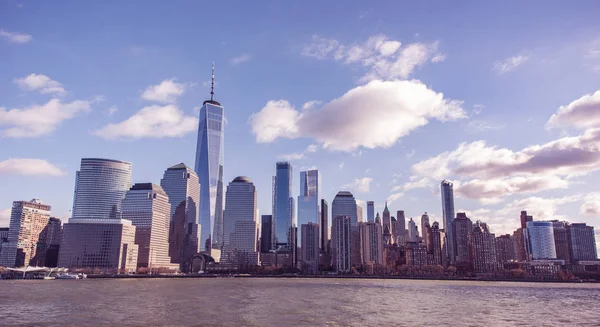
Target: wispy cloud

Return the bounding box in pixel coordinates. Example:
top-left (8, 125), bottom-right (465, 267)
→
top-left (0, 158), bottom-right (66, 176)
top-left (14, 74), bottom-right (66, 95)
top-left (141, 79), bottom-right (185, 103)
top-left (493, 54), bottom-right (530, 74)
top-left (0, 29), bottom-right (32, 44)
top-left (342, 177), bottom-right (373, 193)
top-left (231, 54), bottom-right (251, 65)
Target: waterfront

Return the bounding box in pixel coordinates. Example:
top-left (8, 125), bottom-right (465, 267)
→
top-left (1, 278), bottom-right (599, 326)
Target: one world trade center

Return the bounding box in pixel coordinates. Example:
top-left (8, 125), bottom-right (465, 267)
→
top-left (195, 64), bottom-right (225, 252)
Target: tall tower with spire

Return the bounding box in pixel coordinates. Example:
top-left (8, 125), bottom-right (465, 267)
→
top-left (194, 63), bottom-right (225, 253)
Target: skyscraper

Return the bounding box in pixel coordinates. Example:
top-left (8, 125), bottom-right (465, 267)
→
top-left (496, 234), bottom-right (515, 264)
top-left (452, 212), bottom-right (473, 264)
top-left (526, 221), bottom-right (557, 260)
top-left (382, 202), bottom-right (391, 239)
top-left (396, 210), bottom-right (407, 242)
top-left (408, 218), bottom-right (419, 242)
top-left (194, 65), bottom-right (225, 251)
top-left (427, 221), bottom-right (444, 266)
top-left (320, 199), bottom-right (329, 254)
top-left (551, 220), bottom-right (571, 263)
top-left (356, 204), bottom-right (364, 224)
top-left (367, 201), bottom-right (375, 223)
top-left (221, 176), bottom-right (259, 268)
top-left (300, 222), bottom-right (320, 273)
top-left (120, 183), bottom-right (174, 269)
top-left (469, 221), bottom-right (498, 274)
top-left (297, 170), bottom-right (320, 247)
top-left (441, 180), bottom-right (455, 263)
top-left (567, 223), bottom-right (597, 261)
top-left (0, 199), bottom-right (51, 267)
top-left (273, 162), bottom-right (294, 249)
top-left (331, 215), bottom-right (351, 273)
top-left (72, 158), bottom-right (132, 220)
top-left (520, 210), bottom-right (533, 229)
top-left (160, 163), bottom-right (201, 268)
top-left (359, 221), bottom-right (384, 266)
top-left (260, 215), bottom-right (273, 253)
top-left (421, 212), bottom-right (430, 248)
top-left (332, 191), bottom-right (358, 226)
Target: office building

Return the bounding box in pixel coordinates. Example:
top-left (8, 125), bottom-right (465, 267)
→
top-left (382, 202), bottom-right (391, 240)
top-left (367, 201), bottom-right (375, 223)
top-left (297, 170), bottom-right (320, 247)
top-left (260, 215), bottom-right (273, 253)
top-left (0, 199), bottom-right (51, 267)
top-left (551, 221), bottom-right (571, 263)
top-left (221, 177), bottom-right (259, 268)
top-left (332, 191), bottom-right (358, 226)
top-left (194, 66), bottom-right (225, 251)
top-left (512, 228), bottom-right (528, 262)
top-left (356, 204), bottom-right (363, 224)
top-left (320, 199), bottom-right (329, 254)
top-left (452, 212), bottom-right (473, 264)
top-left (120, 183), bottom-right (174, 269)
top-left (359, 221), bottom-right (384, 266)
top-left (38, 217), bottom-right (63, 267)
top-left (331, 216), bottom-right (351, 273)
top-left (57, 218), bottom-right (138, 272)
top-left (469, 221), bottom-right (498, 273)
top-left (405, 242), bottom-right (428, 267)
top-left (567, 223), bottom-right (597, 262)
top-left (72, 158), bottom-right (132, 220)
top-left (0, 228), bottom-right (8, 260)
top-left (160, 163), bottom-right (201, 267)
top-left (300, 222), bottom-right (320, 273)
top-left (526, 221), bottom-right (557, 260)
top-left (273, 162), bottom-right (294, 249)
top-left (441, 180), bottom-right (456, 263)
top-left (408, 218), bottom-right (419, 242)
top-left (496, 234), bottom-right (515, 263)
top-left (427, 221), bottom-right (444, 266)
top-left (520, 210), bottom-right (533, 229)
top-left (421, 212), bottom-right (430, 248)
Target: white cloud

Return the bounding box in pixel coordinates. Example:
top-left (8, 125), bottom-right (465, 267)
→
top-left (14, 74), bottom-right (66, 95)
top-left (0, 208), bottom-right (10, 227)
top-left (93, 104), bottom-right (197, 140)
top-left (472, 104), bottom-right (484, 115)
top-left (467, 120), bottom-right (505, 133)
top-left (456, 175), bottom-right (569, 204)
top-left (141, 79), bottom-right (185, 103)
top-left (231, 54), bottom-right (251, 65)
top-left (0, 99), bottom-right (91, 138)
top-left (547, 89), bottom-right (600, 130)
top-left (107, 106), bottom-right (118, 116)
top-left (343, 177), bottom-right (373, 193)
top-left (338, 162), bottom-right (345, 169)
top-left (493, 54), bottom-right (530, 74)
top-left (302, 34), bottom-right (444, 81)
top-left (406, 149), bottom-right (416, 158)
top-left (0, 158), bottom-right (65, 176)
top-left (279, 144), bottom-right (319, 161)
top-left (0, 29), bottom-right (32, 44)
top-left (250, 79), bottom-right (465, 151)
top-left (302, 100), bottom-right (321, 111)
top-left (580, 192), bottom-right (600, 217)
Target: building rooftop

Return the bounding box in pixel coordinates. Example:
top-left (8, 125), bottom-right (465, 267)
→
top-left (335, 191), bottom-right (354, 198)
top-left (167, 162), bottom-right (192, 170)
top-left (130, 183), bottom-right (166, 195)
top-left (81, 158), bottom-right (131, 165)
top-left (232, 176), bottom-right (252, 183)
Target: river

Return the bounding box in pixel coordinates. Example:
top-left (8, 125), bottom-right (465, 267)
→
top-left (1, 278), bottom-right (599, 326)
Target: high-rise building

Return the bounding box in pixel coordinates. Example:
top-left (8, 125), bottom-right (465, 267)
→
top-left (520, 211), bottom-right (533, 229)
top-left (0, 228), bottom-right (9, 260)
top-left (260, 215), bottom-right (273, 253)
top-left (452, 212), bottom-right (473, 264)
top-left (551, 221), bottom-right (571, 264)
top-left (367, 201), bottom-right (375, 223)
top-left (38, 217), bottom-right (63, 267)
top-left (405, 242), bottom-right (428, 267)
top-left (0, 199), bottom-right (51, 267)
top-left (160, 163), bottom-right (201, 267)
top-left (331, 216), bottom-right (351, 273)
top-left (320, 199), bottom-right (329, 254)
top-left (359, 221), bottom-right (384, 266)
top-left (512, 228), bottom-right (528, 262)
top-left (469, 221), bottom-right (498, 274)
top-left (356, 204), bottom-right (364, 224)
top-left (273, 162), bottom-right (294, 249)
top-left (221, 176), bottom-right (259, 268)
top-left (194, 66), bottom-right (225, 251)
top-left (421, 212), bottom-right (430, 248)
top-left (396, 210), bottom-right (407, 244)
top-left (297, 170), bottom-right (320, 247)
top-left (441, 180), bottom-right (456, 263)
top-left (382, 202), bottom-right (391, 239)
top-left (391, 216), bottom-right (397, 244)
top-left (496, 234), bottom-right (515, 264)
top-left (567, 223), bottom-right (597, 262)
top-left (300, 222), bottom-right (320, 273)
top-left (332, 191), bottom-right (358, 226)
top-left (526, 221), bottom-right (557, 260)
top-left (58, 218), bottom-right (138, 272)
top-left (120, 183), bottom-right (173, 269)
top-left (408, 218), bottom-right (419, 242)
top-left (427, 221), bottom-right (444, 266)
top-left (72, 158), bottom-right (132, 220)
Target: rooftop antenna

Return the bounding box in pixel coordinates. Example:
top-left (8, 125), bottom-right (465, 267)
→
top-left (210, 61), bottom-right (215, 101)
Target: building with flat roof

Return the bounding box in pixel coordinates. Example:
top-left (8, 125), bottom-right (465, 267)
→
top-left (331, 216), bottom-right (351, 273)
top-left (526, 221), bottom-right (557, 260)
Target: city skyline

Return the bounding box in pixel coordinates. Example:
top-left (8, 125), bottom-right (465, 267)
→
top-left (2, 1), bottom-right (600, 254)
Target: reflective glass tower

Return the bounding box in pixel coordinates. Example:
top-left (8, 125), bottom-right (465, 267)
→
top-left (273, 162), bottom-right (293, 248)
top-left (441, 180), bottom-right (455, 263)
top-left (297, 169), bottom-right (320, 247)
top-left (194, 65), bottom-right (225, 251)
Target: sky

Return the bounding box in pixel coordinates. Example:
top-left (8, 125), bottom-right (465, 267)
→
top-left (1, 1), bottom-right (600, 251)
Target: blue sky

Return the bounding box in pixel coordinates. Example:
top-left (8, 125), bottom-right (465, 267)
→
top-left (1, 1), bottom-right (600, 250)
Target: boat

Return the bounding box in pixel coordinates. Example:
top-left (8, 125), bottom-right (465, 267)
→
top-left (57, 273), bottom-right (80, 280)
top-left (43, 276), bottom-right (56, 280)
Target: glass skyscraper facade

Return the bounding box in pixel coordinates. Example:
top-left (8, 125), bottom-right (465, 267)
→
top-left (367, 201), bottom-right (375, 223)
top-left (441, 180), bottom-right (456, 263)
top-left (526, 221), bottom-right (557, 260)
top-left (72, 158), bottom-right (132, 220)
top-left (332, 191), bottom-right (358, 226)
top-left (194, 98), bottom-right (225, 251)
top-left (297, 169), bottom-right (320, 247)
top-left (273, 162), bottom-right (294, 248)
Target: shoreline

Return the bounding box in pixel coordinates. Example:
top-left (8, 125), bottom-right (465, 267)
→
top-left (80, 274), bottom-right (598, 283)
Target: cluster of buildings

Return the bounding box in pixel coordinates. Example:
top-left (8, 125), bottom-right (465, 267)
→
top-left (1, 76), bottom-right (598, 280)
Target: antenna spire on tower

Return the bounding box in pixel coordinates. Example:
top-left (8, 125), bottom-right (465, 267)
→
top-left (210, 62), bottom-right (215, 101)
